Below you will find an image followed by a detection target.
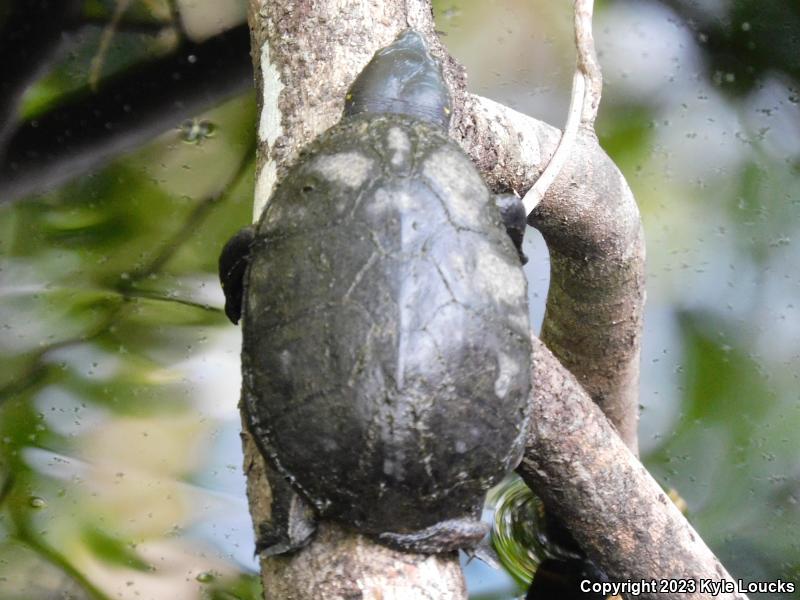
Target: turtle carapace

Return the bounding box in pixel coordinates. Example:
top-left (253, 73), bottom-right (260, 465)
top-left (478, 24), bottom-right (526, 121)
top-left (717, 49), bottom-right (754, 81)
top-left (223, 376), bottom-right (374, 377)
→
top-left (220, 29), bottom-right (532, 555)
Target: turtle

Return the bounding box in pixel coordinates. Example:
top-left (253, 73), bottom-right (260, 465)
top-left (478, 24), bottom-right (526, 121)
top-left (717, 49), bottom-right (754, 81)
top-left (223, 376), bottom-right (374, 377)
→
top-left (219, 29), bottom-right (532, 555)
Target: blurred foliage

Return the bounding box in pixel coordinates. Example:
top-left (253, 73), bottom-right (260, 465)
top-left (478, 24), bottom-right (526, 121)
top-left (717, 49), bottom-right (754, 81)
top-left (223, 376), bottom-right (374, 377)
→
top-left (654, 0), bottom-right (800, 96)
top-left (1, 0), bottom-right (799, 599)
top-left (594, 103), bottom-right (655, 176)
top-left (0, 2), bottom-right (257, 593)
top-left (646, 311), bottom-right (800, 587)
top-left (19, 0), bottom-right (179, 119)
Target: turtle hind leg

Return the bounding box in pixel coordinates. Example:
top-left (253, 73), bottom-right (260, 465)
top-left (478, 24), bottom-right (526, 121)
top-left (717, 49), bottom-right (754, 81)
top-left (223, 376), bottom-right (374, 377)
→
top-left (377, 517), bottom-right (488, 554)
top-left (493, 193), bottom-right (529, 265)
top-left (255, 464), bottom-right (318, 556)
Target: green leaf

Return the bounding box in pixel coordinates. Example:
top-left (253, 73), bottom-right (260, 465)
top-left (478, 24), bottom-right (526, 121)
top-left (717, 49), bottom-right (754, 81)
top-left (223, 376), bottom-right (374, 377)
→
top-left (82, 527), bottom-right (151, 571)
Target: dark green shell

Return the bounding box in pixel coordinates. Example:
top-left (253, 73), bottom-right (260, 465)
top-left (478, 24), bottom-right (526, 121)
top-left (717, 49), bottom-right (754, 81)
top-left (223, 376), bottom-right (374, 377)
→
top-left (240, 114), bottom-right (532, 542)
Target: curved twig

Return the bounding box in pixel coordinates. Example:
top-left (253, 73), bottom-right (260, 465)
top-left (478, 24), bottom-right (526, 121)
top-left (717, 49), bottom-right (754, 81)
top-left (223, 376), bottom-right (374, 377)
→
top-left (574, 0), bottom-right (603, 126)
top-left (522, 0), bottom-right (602, 214)
top-left (522, 70), bottom-right (584, 214)
top-left (89, 0), bottom-right (134, 90)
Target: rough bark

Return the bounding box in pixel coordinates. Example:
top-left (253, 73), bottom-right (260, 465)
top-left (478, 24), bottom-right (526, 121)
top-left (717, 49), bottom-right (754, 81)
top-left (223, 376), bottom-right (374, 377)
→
top-left (518, 339), bottom-right (745, 600)
top-left (261, 522), bottom-right (466, 600)
top-left (246, 1), bottom-right (739, 598)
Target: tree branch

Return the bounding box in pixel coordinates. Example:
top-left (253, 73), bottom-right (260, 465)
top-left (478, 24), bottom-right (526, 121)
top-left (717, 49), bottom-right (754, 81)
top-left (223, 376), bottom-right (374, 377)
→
top-left (519, 338), bottom-right (746, 599)
top-left (574, 0), bottom-right (603, 128)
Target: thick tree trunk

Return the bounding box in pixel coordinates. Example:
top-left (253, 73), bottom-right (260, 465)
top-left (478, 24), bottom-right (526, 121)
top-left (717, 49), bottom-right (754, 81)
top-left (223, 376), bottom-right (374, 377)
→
top-left (246, 1), bottom-right (467, 596)
top-left (245, 1), bottom-right (745, 598)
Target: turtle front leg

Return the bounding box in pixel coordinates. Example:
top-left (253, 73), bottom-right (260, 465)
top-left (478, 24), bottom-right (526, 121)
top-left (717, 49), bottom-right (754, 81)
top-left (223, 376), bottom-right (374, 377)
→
top-left (219, 225), bottom-right (256, 324)
top-left (494, 193), bottom-right (528, 265)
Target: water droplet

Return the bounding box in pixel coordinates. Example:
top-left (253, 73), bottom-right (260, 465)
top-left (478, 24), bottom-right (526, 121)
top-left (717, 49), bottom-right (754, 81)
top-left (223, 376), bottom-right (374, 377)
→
top-left (442, 6), bottom-right (461, 19)
top-left (196, 571), bottom-right (215, 583)
top-left (179, 119), bottom-right (216, 144)
top-left (29, 496), bottom-right (47, 509)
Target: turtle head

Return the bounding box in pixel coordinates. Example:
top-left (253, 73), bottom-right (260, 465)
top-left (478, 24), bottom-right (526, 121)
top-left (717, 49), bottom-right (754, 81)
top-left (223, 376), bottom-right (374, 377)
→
top-left (343, 29), bottom-right (452, 129)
